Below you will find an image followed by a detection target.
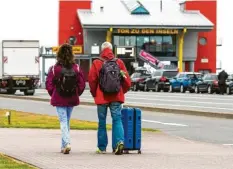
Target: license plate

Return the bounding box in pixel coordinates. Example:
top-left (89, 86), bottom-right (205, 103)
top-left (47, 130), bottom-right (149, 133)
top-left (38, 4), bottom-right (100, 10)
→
top-left (16, 80), bottom-right (26, 85)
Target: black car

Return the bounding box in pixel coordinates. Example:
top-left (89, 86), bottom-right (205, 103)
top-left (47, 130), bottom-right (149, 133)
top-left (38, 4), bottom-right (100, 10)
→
top-left (195, 73), bottom-right (219, 94)
top-left (131, 67), bottom-right (151, 91)
top-left (225, 74), bottom-right (233, 95)
top-left (145, 69), bottom-right (178, 92)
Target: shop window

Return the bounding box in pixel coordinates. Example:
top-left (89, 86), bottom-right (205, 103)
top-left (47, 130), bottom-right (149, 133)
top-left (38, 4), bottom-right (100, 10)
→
top-left (149, 36), bottom-right (162, 52)
top-left (114, 36), bottom-right (120, 46)
top-left (137, 36), bottom-right (149, 47)
top-left (162, 36), bottom-right (174, 52)
top-left (125, 36), bottom-right (136, 46)
top-left (125, 36), bottom-right (130, 46)
top-left (139, 35), bottom-right (176, 57)
top-left (130, 36), bottom-right (136, 46)
top-left (119, 36), bottom-right (125, 46)
top-left (114, 35), bottom-right (176, 58)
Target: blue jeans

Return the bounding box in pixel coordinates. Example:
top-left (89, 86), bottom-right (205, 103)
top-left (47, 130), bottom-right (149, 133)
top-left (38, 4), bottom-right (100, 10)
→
top-left (56, 107), bottom-right (73, 149)
top-left (97, 102), bottom-right (124, 151)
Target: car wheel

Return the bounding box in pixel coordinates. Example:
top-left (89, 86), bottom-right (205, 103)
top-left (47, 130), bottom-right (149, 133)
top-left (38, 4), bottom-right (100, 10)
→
top-left (195, 86), bottom-right (199, 94)
top-left (164, 89), bottom-right (169, 92)
top-left (208, 86), bottom-right (213, 94)
top-left (133, 84), bottom-right (138, 91)
top-left (24, 89), bottom-right (35, 96)
top-left (144, 84), bottom-right (149, 92)
top-left (180, 85), bottom-right (185, 93)
top-left (169, 85), bottom-right (174, 93)
top-left (7, 89), bottom-right (16, 95)
top-left (226, 87), bottom-right (231, 95)
top-left (155, 84), bottom-right (160, 92)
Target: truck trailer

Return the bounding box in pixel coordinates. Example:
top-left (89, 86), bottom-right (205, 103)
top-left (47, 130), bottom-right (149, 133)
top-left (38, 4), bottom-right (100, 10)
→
top-left (0, 40), bottom-right (40, 95)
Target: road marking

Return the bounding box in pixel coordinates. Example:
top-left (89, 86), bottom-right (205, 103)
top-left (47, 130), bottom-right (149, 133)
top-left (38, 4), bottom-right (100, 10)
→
top-left (3, 96), bottom-right (233, 112)
top-left (0, 98), bottom-right (97, 110)
top-left (79, 98), bottom-right (233, 112)
top-left (2, 95), bottom-right (233, 113)
top-left (222, 144), bottom-right (233, 146)
top-left (124, 100), bottom-right (233, 111)
top-left (142, 119), bottom-right (188, 127)
top-left (78, 91), bottom-right (233, 102)
top-left (128, 91), bottom-right (233, 98)
top-left (124, 96), bottom-right (233, 106)
top-left (126, 93), bottom-right (233, 101)
top-left (80, 95), bottom-right (233, 107)
top-left (35, 90), bottom-right (233, 101)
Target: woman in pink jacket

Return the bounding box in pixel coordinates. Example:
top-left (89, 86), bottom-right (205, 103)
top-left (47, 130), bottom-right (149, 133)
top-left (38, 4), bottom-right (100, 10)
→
top-left (46, 43), bottom-right (86, 154)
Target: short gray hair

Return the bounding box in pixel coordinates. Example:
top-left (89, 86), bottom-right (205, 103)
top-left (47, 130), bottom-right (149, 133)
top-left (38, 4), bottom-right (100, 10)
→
top-left (101, 42), bottom-right (113, 51)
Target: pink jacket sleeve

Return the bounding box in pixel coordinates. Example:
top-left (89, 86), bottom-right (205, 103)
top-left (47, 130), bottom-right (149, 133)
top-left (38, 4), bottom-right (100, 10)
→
top-left (45, 66), bottom-right (55, 96)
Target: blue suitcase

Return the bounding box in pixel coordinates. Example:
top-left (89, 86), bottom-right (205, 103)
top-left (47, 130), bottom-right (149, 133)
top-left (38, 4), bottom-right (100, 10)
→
top-left (121, 107), bottom-right (142, 154)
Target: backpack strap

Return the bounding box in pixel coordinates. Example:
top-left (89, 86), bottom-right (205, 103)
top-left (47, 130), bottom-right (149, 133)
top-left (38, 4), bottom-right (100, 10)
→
top-left (111, 58), bottom-right (118, 62)
top-left (98, 57), bottom-right (117, 62)
top-left (52, 66), bottom-right (55, 76)
top-left (98, 58), bottom-right (106, 62)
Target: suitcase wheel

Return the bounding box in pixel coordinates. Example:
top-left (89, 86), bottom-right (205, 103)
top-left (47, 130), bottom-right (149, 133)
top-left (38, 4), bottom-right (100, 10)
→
top-left (138, 150), bottom-right (142, 154)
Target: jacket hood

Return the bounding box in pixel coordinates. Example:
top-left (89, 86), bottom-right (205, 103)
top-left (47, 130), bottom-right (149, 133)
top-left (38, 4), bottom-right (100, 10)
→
top-left (100, 48), bottom-right (115, 60)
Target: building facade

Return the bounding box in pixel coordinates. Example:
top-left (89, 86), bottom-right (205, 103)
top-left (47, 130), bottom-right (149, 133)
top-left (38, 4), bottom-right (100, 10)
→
top-left (58, 0), bottom-right (216, 80)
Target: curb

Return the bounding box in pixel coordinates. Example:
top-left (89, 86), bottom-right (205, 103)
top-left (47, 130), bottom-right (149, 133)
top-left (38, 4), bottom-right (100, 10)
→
top-left (1, 94), bottom-right (233, 119)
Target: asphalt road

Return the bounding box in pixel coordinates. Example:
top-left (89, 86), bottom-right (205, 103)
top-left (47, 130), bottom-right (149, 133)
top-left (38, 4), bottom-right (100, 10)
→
top-left (10, 89), bottom-right (233, 114)
top-left (1, 97), bottom-right (233, 146)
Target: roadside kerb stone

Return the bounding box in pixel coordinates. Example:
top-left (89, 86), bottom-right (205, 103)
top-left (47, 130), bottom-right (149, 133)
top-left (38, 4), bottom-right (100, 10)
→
top-left (1, 94), bottom-right (233, 119)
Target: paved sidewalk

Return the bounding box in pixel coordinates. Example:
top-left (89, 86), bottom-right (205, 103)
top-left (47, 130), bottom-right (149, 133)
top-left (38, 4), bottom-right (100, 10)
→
top-left (0, 129), bottom-right (233, 169)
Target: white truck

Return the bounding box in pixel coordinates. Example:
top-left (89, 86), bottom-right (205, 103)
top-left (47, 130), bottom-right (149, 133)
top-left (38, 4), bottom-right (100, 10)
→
top-left (0, 40), bottom-right (40, 95)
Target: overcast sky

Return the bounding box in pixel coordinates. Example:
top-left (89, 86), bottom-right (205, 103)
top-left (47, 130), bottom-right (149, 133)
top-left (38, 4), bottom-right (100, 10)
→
top-left (0, 0), bottom-right (230, 72)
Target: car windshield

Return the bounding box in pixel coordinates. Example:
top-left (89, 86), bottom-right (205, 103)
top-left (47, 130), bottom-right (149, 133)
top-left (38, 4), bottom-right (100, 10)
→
top-left (195, 74), bottom-right (203, 78)
top-left (228, 75), bottom-right (233, 80)
top-left (187, 74), bottom-right (195, 78)
top-left (131, 73), bottom-right (141, 78)
top-left (212, 75), bottom-right (218, 80)
top-left (163, 71), bottom-right (178, 78)
top-left (202, 74), bottom-right (218, 80)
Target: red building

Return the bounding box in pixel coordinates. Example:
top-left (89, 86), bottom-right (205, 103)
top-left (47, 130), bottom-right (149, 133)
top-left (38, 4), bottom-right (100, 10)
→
top-left (58, 0), bottom-right (216, 78)
top-left (185, 0), bottom-right (217, 73)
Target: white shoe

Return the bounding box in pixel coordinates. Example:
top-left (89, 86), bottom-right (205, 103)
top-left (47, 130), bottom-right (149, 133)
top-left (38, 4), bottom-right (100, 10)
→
top-left (62, 144), bottom-right (71, 154)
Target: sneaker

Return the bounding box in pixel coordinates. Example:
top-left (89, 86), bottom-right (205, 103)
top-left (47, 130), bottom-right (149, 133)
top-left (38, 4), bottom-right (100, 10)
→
top-left (114, 142), bottom-right (124, 155)
top-left (62, 144), bottom-right (71, 154)
top-left (96, 148), bottom-right (106, 154)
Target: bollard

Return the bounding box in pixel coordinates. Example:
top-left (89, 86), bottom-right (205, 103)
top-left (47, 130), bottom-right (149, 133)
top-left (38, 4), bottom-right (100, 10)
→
top-left (5, 111), bottom-right (11, 125)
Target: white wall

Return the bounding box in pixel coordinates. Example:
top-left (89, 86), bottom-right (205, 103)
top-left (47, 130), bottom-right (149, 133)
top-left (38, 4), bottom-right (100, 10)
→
top-left (217, 0), bottom-right (232, 73)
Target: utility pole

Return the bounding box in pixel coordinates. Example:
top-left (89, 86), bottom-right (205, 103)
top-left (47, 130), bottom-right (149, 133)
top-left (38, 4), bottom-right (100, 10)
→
top-left (160, 0), bottom-right (163, 12)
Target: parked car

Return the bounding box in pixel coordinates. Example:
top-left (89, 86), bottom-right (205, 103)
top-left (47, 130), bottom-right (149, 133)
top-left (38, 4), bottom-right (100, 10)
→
top-left (130, 67), bottom-right (151, 91)
top-left (170, 72), bottom-right (202, 93)
top-left (145, 69), bottom-right (178, 92)
top-left (194, 73), bottom-right (218, 93)
top-left (226, 74), bottom-right (233, 95)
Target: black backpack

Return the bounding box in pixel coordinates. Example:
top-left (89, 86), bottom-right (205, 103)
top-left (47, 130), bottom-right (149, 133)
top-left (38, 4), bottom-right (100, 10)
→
top-left (98, 58), bottom-right (121, 94)
top-left (53, 66), bottom-right (77, 97)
